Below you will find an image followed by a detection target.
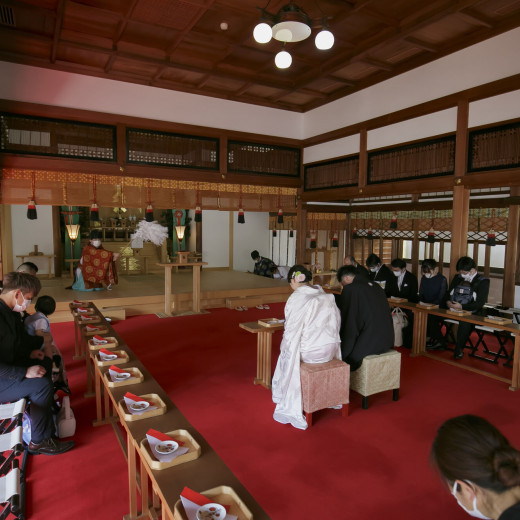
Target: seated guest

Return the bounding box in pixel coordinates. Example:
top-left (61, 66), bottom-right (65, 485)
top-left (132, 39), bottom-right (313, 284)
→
top-left (445, 256), bottom-right (489, 360)
top-left (431, 414), bottom-right (520, 519)
top-left (250, 250), bottom-right (277, 278)
top-left (389, 258), bottom-right (418, 349)
top-left (343, 254), bottom-right (369, 279)
top-left (366, 253), bottom-right (397, 297)
top-left (72, 230), bottom-right (120, 291)
top-left (0, 272), bottom-right (74, 455)
top-left (16, 262), bottom-right (39, 275)
top-left (25, 295), bottom-right (70, 395)
top-left (336, 265), bottom-right (394, 370)
top-left (273, 266), bottom-right (290, 280)
top-left (419, 259), bottom-right (448, 350)
top-left (272, 265), bottom-right (341, 430)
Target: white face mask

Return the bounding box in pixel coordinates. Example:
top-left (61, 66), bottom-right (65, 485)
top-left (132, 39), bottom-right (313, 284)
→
top-left (369, 267), bottom-right (377, 272)
top-left (424, 273), bottom-right (433, 279)
top-left (91, 240), bottom-right (101, 248)
top-left (451, 481), bottom-right (491, 520)
top-left (13, 292), bottom-right (31, 313)
top-left (393, 270), bottom-right (402, 277)
top-left (461, 273), bottom-right (473, 281)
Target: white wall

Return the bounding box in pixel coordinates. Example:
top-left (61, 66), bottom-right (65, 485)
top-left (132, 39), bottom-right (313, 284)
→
top-left (232, 211), bottom-right (270, 272)
top-left (304, 134), bottom-right (360, 165)
top-left (11, 204), bottom-right (55, 275)
top-left (201, 210), bottom-right (230, 268)
top-left (0, 62), bottom-right (302, 139)
top-left (469, 90), bottom-right (520, 127)
top-left (303, 28), bottom-right (520, 139)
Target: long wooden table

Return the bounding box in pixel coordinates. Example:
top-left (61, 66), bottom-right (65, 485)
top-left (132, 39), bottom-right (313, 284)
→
top-left (239, 321), bottom-right (284, 389)
top-left (72, 303), bottom-right (270, 520)
top-left (388, 300), bottom-right (520, 390)
top-left (157, 262), bottom-right (207, 316)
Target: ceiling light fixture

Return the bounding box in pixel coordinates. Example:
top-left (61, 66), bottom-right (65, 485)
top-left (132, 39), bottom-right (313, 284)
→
top-left (253, 1), bottom-right (334, 69)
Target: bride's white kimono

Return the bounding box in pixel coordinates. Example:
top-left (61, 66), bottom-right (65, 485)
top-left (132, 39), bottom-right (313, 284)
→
top-left (271, 284), bottom-right (341, 430)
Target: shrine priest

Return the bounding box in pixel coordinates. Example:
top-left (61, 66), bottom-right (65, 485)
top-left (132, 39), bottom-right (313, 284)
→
top-left (271, 265), bottom-right (341, 430)
top-left (71, 230), bottom-right (120, 291)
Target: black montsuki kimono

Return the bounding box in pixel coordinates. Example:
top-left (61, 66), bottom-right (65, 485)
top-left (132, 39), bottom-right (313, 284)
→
top-left (336, 277), bottom-right (395, 370)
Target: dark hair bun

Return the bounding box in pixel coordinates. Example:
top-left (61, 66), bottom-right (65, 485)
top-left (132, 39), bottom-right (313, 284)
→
top-left (493, 448), bottom-right (520, 488)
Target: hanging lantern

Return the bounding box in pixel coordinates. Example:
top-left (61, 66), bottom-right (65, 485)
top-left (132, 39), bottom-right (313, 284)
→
top-left (238, 208), bottom-right (245, 224)
top-left (145, 204), bottom-right (154, 222)
top-left (332, 231), bottom-right (339, 248)
top-left (486, 229), bottom-right (496, 247)
top-left (390, 213), bottom-right (398, 229)
top-left (27, 200), bottom-right (37, 220)
top-left (310, 232), bottom-right (317, 249)
top-left (272, 229), bottom-right (277, 237)
top-left (194, 206), bottom-right (202, 223)
top-left (426, 227), bottom-right (436, 243)
top-left (90, 203), bottom-right (99, 221)
top-left (367, 229), bottom-right (373, 240)
top-left (277, 208), bottom-right (284, 224)
top-left (289, 229), bottom-right (294, 238)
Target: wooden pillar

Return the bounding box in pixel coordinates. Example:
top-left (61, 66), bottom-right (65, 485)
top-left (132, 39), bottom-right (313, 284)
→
top-left (345, 213), bottom-right (352, 261)
top-left (412, 229), bottom-right (420, 277)
top-left (450, 184), bottom-right (470, 277)
top-left (296, 196), bottom-right (306, 264)
top-left (52, 205), bottom-right (62, 277)
top-left (358, 128), bottom-right (367, 189)
top-left (503, 197), bottom-right (520, 307)
top-left (439, 241), bottom-right (445, 268)
top-left (472, 241), bottom-right (479, 267)
top-left (484, 245), bottom-right (491, 278)
top-left (196, 220), bottom-right (202, 253)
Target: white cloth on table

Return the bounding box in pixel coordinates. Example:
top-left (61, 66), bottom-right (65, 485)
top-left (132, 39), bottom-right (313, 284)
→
top-left (271, 284), bottom-right (341, 430)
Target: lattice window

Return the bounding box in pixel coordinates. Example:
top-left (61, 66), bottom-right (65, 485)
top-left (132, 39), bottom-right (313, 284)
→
top-left (468, 121), bottom-right (520, 172)
top-left (0, 112), bottom-right (115, 161)
top-left (418, 230), bottom-right (451, 241)
top-left (227, 141), bottom-right (300, 177)
top-left (467, 231), bottom-right (507, 244)
top-left (304, 155), bottom-right (358, 190)
top-left (368, 135), bottom-right (455, 184)
top-left (127, 128), bottom-right (218, 170)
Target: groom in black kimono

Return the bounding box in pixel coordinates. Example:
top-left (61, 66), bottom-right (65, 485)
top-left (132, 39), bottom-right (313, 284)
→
top-left (336, 265), bottom-right (395, 370)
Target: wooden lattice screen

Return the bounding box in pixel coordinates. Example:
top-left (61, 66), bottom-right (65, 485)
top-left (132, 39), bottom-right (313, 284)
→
top-left (368, 135), bottom-right (456, 184)
top-left (0, 112), bottom-right (115, 161)
top-left (227, 140), bottom-right (300, 177)
top-left (126, 128), bottom-right (218, 170)
top-left (468, 121), bottom-right (520, 172)
top-left (304, 155), bottom-right (359, 190)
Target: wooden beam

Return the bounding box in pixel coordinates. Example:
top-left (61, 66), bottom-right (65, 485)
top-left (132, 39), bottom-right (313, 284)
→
top-left (454, 99), bottom-right (469, 179)
top-left (450, 185), bottom-right (470, 277)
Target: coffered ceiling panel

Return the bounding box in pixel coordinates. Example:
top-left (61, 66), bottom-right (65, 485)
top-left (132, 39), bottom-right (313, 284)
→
top-left (0, 0), bottom-right (519, 112)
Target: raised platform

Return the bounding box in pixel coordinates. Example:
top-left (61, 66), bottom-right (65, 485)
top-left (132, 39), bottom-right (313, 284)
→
top-left (38, 270), bottom-right (291, 323)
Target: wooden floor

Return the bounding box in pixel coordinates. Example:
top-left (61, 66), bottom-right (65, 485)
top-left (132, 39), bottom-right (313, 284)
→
top-left (40, 269), bottom-right (291, 323)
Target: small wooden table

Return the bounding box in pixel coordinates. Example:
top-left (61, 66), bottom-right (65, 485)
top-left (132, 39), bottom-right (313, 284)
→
top-left (16, 254), bottom-right (55, 277)
top-left (239, 321), bottom-right (284, 389)
top-left (157, 262), bottom-right (207, 316)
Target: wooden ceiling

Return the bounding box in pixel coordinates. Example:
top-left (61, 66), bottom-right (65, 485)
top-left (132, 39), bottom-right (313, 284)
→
top-left (1, 0), bottom-right (520, 113)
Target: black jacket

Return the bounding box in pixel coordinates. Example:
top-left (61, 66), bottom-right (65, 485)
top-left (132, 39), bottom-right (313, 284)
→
top-left (448, 273), bottom-right (490, 315)
top-left (369, 264), bottom-right (397, 298)
top-left (391, 271), bottom-right (419, 302)
top-left (0, 300), bottom-right (44, 382)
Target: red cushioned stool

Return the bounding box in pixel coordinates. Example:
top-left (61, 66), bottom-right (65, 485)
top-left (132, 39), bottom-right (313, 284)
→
top-left (300, 359), bottom-right (350, 427)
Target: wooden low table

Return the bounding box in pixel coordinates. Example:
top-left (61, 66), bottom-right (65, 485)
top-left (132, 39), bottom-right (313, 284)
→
top-left (16, 253), bottom-right (55, 277)
top-left (157, 262), bottom-right (208, 316)
top-left (239, 320), bottom-right (284, 389)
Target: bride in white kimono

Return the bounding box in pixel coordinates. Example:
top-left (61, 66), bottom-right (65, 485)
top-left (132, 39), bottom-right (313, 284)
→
top-left (272, 265), bottom-right (341, 430)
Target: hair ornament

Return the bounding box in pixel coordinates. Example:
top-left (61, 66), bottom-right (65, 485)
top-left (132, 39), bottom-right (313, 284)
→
top-left (292, 271), bottom-right (306, 283)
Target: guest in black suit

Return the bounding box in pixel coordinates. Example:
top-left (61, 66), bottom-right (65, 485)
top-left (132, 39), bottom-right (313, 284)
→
top-left (390, 258), bottom-right (418, 348)
top-left (336, 265), bottom-right (394, 371)
top-left (343, 254), bottom-right (369, 279)
top-left (366, 253), bottom-right (397, 297)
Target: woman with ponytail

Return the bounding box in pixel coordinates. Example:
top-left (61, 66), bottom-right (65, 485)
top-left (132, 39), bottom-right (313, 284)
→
top-left (431, 415), bottom-right (520, 519)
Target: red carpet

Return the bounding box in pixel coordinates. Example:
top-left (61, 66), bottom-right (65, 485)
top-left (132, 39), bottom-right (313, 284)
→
top-left (27, 305), bottom-right (520, 520)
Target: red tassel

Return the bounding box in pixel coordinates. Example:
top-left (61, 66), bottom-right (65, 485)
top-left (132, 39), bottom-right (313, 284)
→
top-left (145, 204), bottom-right (154, 222)
top-left (272, 229), bottom-right (277, 237)
top-left (277, 208), bottom-right (283, 224)
top-left (27, 200), bottom-right (37, 220)
top-left (390, 216), bottom-right (397, 229)
top-left (238, 209), bottom-right (245, 224)
top-left (367, 229), bottom-right (373, 240)
top-left (352, 228), bottom-right (358, 239)
top-left (289, 229), bottom-right (294, 238)
top-left (194, 206), bottom-right (202, 223)
top-left (90, 203), bottom-right (99, 221)
top-left (486, 230), bottom-right (496, 247)
top-left (332, 232), bottom-right (338, 248)
top-left (426, 228), bottom-right (435, 243)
